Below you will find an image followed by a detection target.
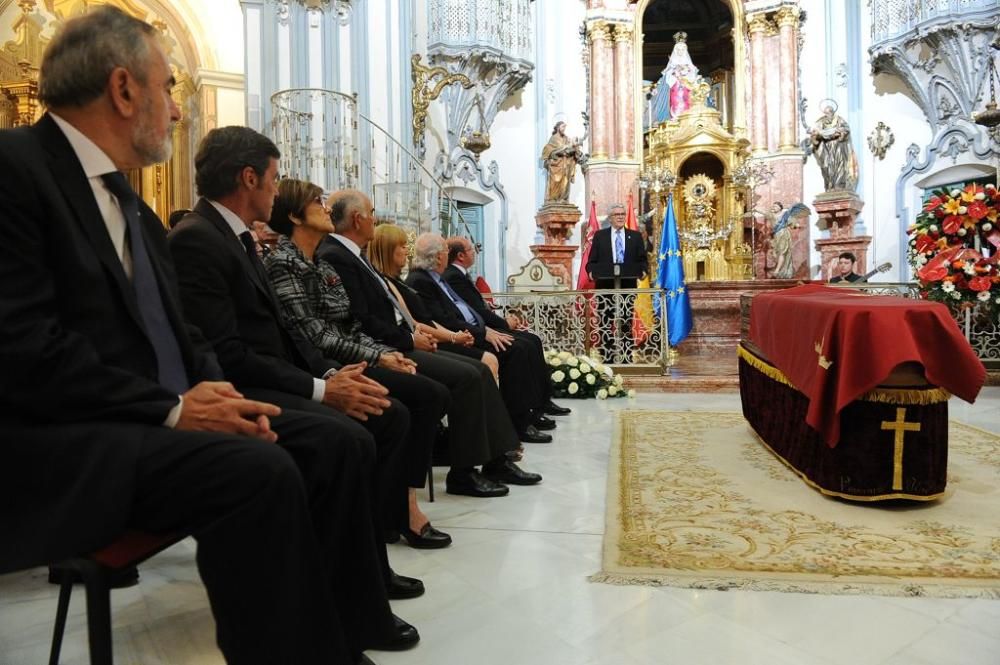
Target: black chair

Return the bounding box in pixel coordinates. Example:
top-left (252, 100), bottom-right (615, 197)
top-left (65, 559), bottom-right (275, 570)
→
top-left (48, 531), bottom-right (181, 665)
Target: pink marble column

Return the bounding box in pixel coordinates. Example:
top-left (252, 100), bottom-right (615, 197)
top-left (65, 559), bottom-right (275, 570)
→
top-left (775, 7), bottom-right (800, 152)
top-left (588, 21), bottom-right (613, 160)
top-left (613, 23), bottom-right (635, 161)
top-left (747, 14), bottom-right (769, 156)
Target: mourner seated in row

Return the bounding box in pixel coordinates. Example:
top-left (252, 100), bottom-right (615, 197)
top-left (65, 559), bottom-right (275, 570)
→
top-left (0, 7), bottom-right (411, 664)
top-left (402, 232), bottom-right (566, 442)
top-left (263, 181), bottom-right (541, 529)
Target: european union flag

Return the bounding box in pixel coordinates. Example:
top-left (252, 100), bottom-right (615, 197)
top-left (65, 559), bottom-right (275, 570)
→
top-left (654, 194), bottom-right (692, 346)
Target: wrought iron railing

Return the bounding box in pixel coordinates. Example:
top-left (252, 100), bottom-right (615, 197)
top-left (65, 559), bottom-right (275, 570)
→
top-left (487, 289), bottom-right (672, 372)
top-left (870, 0), bottom-right (999, 44)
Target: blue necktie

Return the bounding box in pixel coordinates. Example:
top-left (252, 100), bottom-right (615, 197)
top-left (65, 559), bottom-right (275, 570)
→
top-left (101, 172), bottom-right (189, 394)
top-left (615, 230), bottom-right (624, 264)
top-left (436, 275), bottom-right (483, 326)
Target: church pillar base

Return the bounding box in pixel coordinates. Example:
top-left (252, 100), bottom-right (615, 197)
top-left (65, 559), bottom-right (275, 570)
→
top-left (585, 164), bottom-right (640, 218)
top-left (535, 202), bottom-right (582, 245)
top-left (813, 191), bottom-right (868, 280)
top-left (529, 244), bottom-right (578, 287)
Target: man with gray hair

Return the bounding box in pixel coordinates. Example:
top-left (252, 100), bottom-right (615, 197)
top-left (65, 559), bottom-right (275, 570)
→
top-left (0, 6), bottom-right (375, 664)
top-left (586, 202), bottom-right (648, 362)
top-left (406, 233), bottom-right (555, 445)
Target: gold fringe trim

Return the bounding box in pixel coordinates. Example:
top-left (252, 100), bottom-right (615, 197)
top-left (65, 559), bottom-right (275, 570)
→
top-left (736, 345), bottom-right (952, 406)
top-left (588, 572), bottom-right (1000, 600)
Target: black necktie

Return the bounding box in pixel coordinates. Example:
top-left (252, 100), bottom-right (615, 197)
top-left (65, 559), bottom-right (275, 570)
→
top-left (238, 231), bottom-right (270, 286)
top-left (101, 172), bottom-right (189, 393)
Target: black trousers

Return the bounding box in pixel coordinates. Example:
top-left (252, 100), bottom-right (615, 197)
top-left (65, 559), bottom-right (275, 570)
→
top-left (510, 328), bottom-right (552, 404)
top-left (4, 413), bottom-right (378, 664)
top-left (242, 388), bottom-right (405, 645)
top-left (473, 336), bottom-right (546, 432)
top-left (406, 349), bottom-right (519, 467)
top-left (365, 364), bottom-right (449, 497)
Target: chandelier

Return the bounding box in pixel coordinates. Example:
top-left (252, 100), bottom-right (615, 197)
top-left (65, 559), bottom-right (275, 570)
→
top-left (973, 38), bottom-right (1000, 136)
top-left (637, 165), bottom-right (678, 194)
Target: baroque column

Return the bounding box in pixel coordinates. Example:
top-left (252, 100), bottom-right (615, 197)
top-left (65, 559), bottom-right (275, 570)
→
top-left (613, 23), bottom-right (635, 161)
top-left (588, 20), bottom-right (613, 160)
top-left (747, 13), bottom-right (770, 155)
top-left (775, 6), bottom-right (800, 152)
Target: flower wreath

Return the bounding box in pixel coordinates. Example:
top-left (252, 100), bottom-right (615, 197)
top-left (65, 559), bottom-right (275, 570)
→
top-left (908, 183), bottom-right (1000, 310)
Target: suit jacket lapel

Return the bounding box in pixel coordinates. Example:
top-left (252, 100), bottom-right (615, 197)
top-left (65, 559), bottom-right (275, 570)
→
top-left (37, 115), bottom-right (145, 330)
top-left (193, 199), bottom-right (276, 306)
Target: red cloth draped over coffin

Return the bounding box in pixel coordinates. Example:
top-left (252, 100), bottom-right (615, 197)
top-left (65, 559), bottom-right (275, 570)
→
top-left (740, 285), bottom-right (986, 501)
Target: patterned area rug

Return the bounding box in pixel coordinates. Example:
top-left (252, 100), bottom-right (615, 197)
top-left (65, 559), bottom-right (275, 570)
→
top-left (593, 410), bottom-right (1000, 598)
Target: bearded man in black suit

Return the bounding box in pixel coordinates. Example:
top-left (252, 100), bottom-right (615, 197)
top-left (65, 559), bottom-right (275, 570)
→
top-left (585, 203), bottom-right (648, 363)
top-left (0, 7), bottom-right (384, 664)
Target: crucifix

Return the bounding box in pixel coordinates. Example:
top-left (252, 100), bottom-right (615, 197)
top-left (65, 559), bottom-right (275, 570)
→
top-left (880, 407), bottom-right (921, 491)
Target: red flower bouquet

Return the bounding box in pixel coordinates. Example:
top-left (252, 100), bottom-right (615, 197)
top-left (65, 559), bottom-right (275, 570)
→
top-left (908, 183), bottom-right (1000, 310)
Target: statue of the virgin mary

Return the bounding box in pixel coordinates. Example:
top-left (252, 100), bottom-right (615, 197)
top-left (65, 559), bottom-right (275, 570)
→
top-left (649, 32), bottom-right (702, 125)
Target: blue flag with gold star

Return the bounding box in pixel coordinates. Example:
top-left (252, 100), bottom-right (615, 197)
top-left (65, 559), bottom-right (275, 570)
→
top-left (654, 194), bottom-right (692, 346)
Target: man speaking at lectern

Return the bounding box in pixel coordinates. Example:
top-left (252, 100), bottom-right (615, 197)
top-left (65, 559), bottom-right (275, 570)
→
top-left (586, 203), bottom-right (648, 362)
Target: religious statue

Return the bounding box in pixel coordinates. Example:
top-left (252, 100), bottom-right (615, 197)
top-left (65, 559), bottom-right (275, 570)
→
top-left (808, 100), bottom-right (859, 192)
top-left (541, 121), bottom-right (583, 203)
top-left (769, 202), bottom-right (810, 279)
top-left (649, 32), bottom-right (702, 124)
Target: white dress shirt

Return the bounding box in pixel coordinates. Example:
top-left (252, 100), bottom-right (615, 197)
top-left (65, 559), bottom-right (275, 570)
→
top-left (49, 114), bottom-right (185, 426)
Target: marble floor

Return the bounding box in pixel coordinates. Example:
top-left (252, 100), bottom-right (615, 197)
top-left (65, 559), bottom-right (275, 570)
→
top-left (3, 391), bottom-right (1000, 665)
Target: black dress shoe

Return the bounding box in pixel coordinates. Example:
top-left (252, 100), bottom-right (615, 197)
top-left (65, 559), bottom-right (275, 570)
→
top-left (401, 522), bottom-right (452, 549)
top-left (482, 459), bottom-right (542, 486)
top-left (386, 570), bottom-right (424, 600)
top-left (533, 414), bottom-right (556, 430)
top-left (446, 468), bottom-right (510, 497)
top-left (370, 614), bottom-right (419, 651)
top-left (518, 424), bottom-right (553, 444)
top-left (543, 400), bottom-right (572, 416)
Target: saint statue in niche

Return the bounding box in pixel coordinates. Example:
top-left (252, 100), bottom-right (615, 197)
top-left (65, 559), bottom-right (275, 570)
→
top-left (649, 32), bottom-right (703, 124)
top-left (540, 121), bottom-right (584, 203)
top-left (808, 99), bottom-right (859, 192)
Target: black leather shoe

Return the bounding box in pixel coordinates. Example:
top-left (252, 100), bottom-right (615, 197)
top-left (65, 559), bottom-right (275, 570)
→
top-left (370, 614), bottom-right (419, 651)
top-left (386, 570), bottom-right (424, 600)
top-left (543, 400), bottom-right (572, 416)
top-left (533, 414), bottom-right (556, 430)
top-left (482, 459), bottom-right (542, 486)
top-left (518, 424), bottom-right (553, 443)
top-left (401, 522), bottom-right (452, 549)
top-left (446, 469), bottom-right (510, 497)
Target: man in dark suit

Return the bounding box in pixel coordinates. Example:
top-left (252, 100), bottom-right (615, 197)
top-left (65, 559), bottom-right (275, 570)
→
top-left (444, 236), bottom-right (570, 421)
top-left (405, 234), bottom-right (555, 444)
top-left (0, 7), bottom-right (381, 664)
top-left (316, 190), bottom-right (542, 495)
top-left (166, 128), bottom-right (421, 653)
top-left (586, 203), bottom-right (648, 363)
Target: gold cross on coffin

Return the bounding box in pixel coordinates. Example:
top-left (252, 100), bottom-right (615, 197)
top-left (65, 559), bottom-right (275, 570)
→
top-left (880, 407), bottom-right (921, 491)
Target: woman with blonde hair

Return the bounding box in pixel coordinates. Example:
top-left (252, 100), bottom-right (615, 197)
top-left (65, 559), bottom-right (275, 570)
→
top-left (370, 224), bottom-right (533, 462)
top-left (369, 225), bottom-right (498, 377)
